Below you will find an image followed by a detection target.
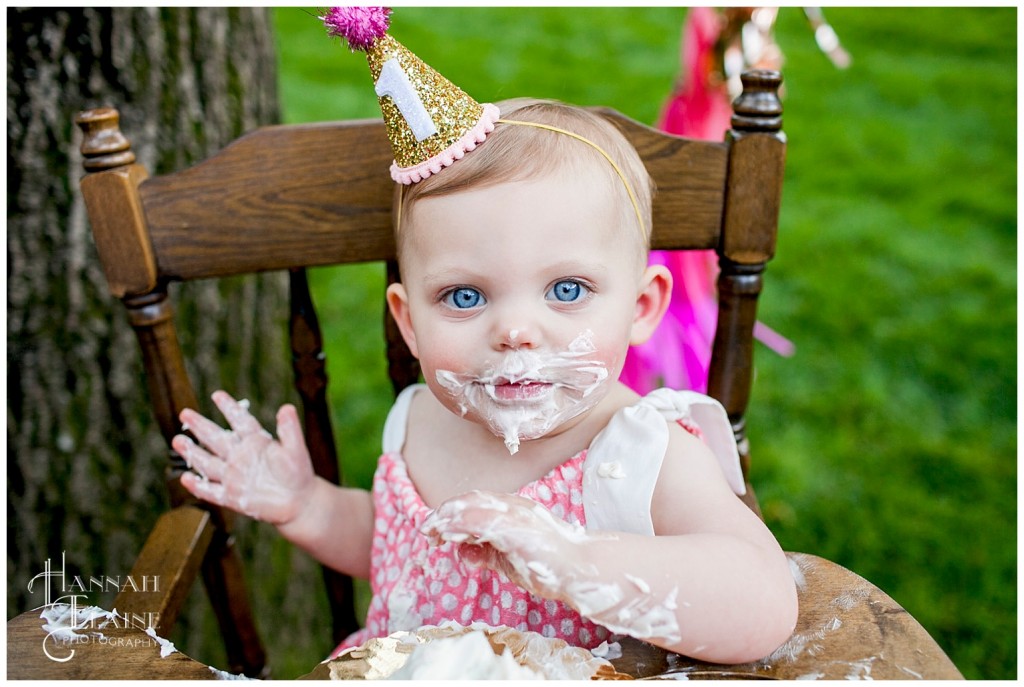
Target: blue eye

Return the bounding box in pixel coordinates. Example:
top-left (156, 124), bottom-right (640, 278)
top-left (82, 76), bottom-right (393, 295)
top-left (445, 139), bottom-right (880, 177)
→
top-left (547, 280), bottom-right (589, 303)
top-left (443, 287), bottom-right (485, 309)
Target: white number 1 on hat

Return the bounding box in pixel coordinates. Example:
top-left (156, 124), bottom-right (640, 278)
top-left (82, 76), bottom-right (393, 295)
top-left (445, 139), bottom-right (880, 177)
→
top-left (375, 58), bottom-right (438, 142)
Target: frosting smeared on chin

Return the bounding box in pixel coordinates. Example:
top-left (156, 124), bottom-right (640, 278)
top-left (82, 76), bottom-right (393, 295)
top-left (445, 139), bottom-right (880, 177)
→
top-left (435, 330), bottom-right (609, 454)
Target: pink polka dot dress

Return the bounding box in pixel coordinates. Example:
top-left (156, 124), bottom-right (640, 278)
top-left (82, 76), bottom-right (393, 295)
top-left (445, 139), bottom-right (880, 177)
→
top-left (333, 448), bottom-right (612, 655)
top-left (331, 385), bottom-right (745, 656)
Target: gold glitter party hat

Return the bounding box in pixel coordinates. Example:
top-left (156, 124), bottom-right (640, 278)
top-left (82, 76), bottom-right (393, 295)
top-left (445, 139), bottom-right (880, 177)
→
top-left (322, 7), bottom-right (500, 184)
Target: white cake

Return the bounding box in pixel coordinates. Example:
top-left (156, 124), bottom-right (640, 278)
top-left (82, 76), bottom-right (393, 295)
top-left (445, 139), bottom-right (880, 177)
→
top-left (325, 621), bottom-right (629, 680)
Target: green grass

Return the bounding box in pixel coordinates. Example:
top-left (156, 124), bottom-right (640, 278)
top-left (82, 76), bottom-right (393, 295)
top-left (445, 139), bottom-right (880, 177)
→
top-left (272, 7), bottom-right (1016, 679)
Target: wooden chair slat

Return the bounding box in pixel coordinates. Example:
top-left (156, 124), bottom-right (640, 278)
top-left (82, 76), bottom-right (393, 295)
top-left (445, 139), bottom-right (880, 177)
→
top-left (136, 115), bottom-right (730, 283)
top-left (140, 121), bottom-right (396, 280)
top-left (288, 266), bottom-right (360, 643)
top-left (598, 109), bottom-right (729, 250)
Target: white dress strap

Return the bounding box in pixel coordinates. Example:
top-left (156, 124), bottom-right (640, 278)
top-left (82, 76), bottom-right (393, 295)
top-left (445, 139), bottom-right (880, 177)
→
top-left (582, 388), bottom-right (745, 536)
top-left (381, 383), bottom-right (424, 455)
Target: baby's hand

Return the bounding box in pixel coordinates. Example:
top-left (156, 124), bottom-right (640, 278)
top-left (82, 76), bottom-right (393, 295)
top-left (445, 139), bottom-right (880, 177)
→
top-left (173, 391), bottom-right (315, 525)
top-left (422, 493), bottom-right (684, 646)
top-left (421, 491), bottom-right (592, 598)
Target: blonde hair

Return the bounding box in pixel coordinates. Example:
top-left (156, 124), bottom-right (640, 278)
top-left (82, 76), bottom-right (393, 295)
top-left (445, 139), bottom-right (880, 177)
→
top-left (394, 98), bottom-right (654, 259)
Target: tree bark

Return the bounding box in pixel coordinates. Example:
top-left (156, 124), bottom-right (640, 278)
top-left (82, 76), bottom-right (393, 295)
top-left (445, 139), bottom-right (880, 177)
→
top-left (8, 7), bottom-right (326, 673)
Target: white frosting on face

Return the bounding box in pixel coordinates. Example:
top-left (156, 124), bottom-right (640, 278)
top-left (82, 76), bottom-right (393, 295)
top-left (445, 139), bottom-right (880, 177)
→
top-left (435, 330), bottom-right (609, 454)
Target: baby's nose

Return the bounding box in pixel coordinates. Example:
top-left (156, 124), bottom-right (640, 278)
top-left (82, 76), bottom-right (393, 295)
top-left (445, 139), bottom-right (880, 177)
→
top-left (496, 326), bottom-right (537, 350)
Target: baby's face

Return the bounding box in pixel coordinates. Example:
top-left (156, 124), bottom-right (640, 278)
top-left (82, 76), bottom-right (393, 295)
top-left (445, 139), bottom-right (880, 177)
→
top-left (393, 169), bottom-right (648, 451)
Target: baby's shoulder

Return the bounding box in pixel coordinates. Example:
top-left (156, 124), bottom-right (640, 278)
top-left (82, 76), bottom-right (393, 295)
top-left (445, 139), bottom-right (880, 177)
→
top-left (648, 392), bottom-right (748, 534)
top-left (643, 388), bottom-right (746, 497)
top-left (581, 387), bottom-right (745, 535)
top-left (659, 418), bottom-right (733, 490)
top-left (596, 387), bottom-right (742, 469)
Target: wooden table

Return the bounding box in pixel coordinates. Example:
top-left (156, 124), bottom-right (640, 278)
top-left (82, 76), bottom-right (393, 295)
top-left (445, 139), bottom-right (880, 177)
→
top-left (7, 553), bottom-right (962, 680)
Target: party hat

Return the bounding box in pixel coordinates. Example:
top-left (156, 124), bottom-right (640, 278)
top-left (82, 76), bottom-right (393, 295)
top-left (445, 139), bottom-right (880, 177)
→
top-left (322, 7), bottom-right (501, 184)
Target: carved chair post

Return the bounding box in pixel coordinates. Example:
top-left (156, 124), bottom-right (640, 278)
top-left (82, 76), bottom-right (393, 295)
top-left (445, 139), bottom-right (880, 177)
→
top-left (708, 70), bottom-right (786, 514)
top-left (75, 108), bottom-right (268, 676)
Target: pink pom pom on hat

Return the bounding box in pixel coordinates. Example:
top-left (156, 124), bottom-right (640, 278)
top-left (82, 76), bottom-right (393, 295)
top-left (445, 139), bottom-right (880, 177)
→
top-left (322, 6), bottom-right (392, 50)
top-left (321, 6), bottom-right (500, 184)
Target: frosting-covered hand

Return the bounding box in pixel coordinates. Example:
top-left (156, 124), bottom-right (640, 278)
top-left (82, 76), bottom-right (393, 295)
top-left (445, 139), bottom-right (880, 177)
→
top-left (421, 490), bottom-right (684, 646)
top-left (421, 490), bottom-right (592, 598)
top-left (174, 391), bottom-right (315, 524)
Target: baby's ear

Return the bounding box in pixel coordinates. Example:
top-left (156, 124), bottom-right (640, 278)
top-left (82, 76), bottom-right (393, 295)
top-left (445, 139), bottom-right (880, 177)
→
top-left (386, 283), bottom-right (419, 358)
top-left (630, 264), bottom-right (673, 346)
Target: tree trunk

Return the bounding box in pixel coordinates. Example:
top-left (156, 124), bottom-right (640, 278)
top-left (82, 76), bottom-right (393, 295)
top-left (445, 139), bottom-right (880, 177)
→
top-left (8, 7), bottom-right (329, 674)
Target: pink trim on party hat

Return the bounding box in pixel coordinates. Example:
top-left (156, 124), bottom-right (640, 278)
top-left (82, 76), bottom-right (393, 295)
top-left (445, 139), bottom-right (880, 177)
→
top-left (390, 103), bottom-right (501, 184)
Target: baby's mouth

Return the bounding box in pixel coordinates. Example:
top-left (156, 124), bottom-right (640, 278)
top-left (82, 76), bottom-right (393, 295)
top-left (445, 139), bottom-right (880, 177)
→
top-left (482, 378), bottom-right (554, 403)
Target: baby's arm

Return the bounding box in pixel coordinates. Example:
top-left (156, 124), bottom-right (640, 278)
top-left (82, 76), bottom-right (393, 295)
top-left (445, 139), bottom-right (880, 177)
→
top-left (174, 391), bottom-right (374, 579)
top-left (421, 427), bottom-right (797, 665)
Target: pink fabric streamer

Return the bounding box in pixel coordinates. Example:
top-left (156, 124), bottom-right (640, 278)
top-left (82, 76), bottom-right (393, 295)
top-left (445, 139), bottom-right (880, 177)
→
top-left (621, 7), bottom-right (793, 395)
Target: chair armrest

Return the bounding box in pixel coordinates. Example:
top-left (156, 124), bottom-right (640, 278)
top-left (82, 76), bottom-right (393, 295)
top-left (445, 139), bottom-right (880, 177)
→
top-left (610, 552), bottom-right (962, 680)
top-left (113, 505), bottom-right (214, 636)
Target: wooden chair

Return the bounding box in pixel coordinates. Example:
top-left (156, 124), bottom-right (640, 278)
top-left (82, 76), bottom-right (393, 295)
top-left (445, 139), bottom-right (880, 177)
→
top-left (63, 70), bottom-right (961, 678)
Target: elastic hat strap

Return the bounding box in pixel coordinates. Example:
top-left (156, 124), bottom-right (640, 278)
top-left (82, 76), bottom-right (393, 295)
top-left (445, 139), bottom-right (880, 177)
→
top-left (394, 119), bottom-right (646, 238)
top-left (497, 118), bottom-right (646, 236)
